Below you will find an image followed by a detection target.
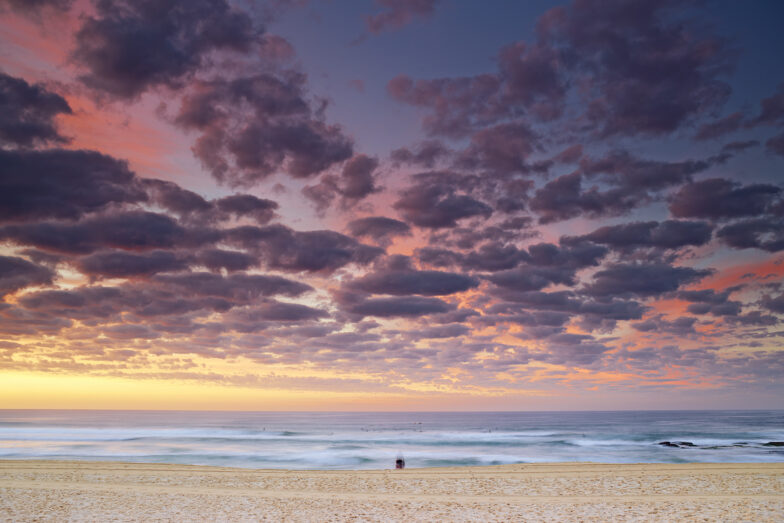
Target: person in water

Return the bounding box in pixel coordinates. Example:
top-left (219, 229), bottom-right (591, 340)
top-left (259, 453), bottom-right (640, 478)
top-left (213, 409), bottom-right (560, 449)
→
top-left (395, 457), bottom-right (405, 469)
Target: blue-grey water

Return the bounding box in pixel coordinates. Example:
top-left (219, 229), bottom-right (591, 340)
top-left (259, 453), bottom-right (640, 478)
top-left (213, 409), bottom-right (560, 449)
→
top-left (1, 410), bottom-right (782, 469)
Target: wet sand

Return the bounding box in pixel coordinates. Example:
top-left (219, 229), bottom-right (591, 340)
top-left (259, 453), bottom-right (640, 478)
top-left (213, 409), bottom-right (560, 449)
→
top-left (0, 460), bottom-right (782, 521)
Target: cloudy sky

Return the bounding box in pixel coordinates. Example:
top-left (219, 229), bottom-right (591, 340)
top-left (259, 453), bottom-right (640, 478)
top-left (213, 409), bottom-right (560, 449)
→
top-left (1, 0), bottom-right (783, 410)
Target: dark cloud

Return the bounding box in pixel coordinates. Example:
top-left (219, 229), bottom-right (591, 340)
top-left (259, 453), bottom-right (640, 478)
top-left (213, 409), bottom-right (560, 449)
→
top-left (225, 224), bottom-right (382, 273)
top-left (541, 333), bottom-right (612, 366)
top-left (337, 154), bottom-right (379, 199)
top-left (246, 300), bottom-right (326, 322)
top-left (303, 154), bottom-right (380, 212)
top-left (669, 178), bottom-right (781, 220)
top-left (0, 256), bottom-right (54, 297)
top-left (389, 0), bottom-right (732, 138)
top-left (344, 296), bottom-right (454, 318)
top-left (175, 73), bottom-right (353, 186)
top-left (365, 0), bottom-right (441, 34)
top-left (197, 249), bottom-right (257, 272)
top-left (632, 315), bottom-right (697, 335)
top-left (487, 287), bottom-right (647, 335)
top-left (0, 72), bottom-right (71, 148)
top-left (750, 83), bottom-right (784, 127)
top-left (455, 122), bottom-right (539, 175)
top-left (458, 243), bottom-right (529, 272)
top-left (676, 289), bottom-right (742, 317)
top-left (72, 0), bottom-right (260, 99)
top-left (537, 0), bottom-right (733, 137)
top-left (761, 293), bottom-right (784, 315)
top-left (387, 74), bottom-right (504, 138)
top-left (0, 0), bottom-right (73, 15)
top-left (76, 250), bottom-right (189, 279)
top-left (0, 149), bottom-right (145, 224)
top-left (0, 211), bottom-right (217, 254)
top-left (143, 181), bottom-right (279, 224)
top-left (393, 172), bottom-right (493, 228)
top-left (486, 241), bottom-right (607, 291)
top-left (390, 140), bottom-right (450, 168)
top-left (346, 217), bottom-right (411, 246)
top-left (565, 220), bottom-right (713, 251)
top-left (214, 194), bottom-right (278, 224)
top-left (415, 323), bottom-right (471, 339)
top-left (347, 266), bottom-right (478, 296)
top-left (767, 132), bottom-right (784, 157)
top-left (426, 218), bottom-right (537, 251)
top-left (694, 112), bottom-right (743, 140)
top-left (416, 247), bottom-right (462, 269)
top-left (716, 217), bottom-right (784, 252)
top-left (531, 152), bottom-right (710, 223)
top-left (530, 172), bottom-right (616, 223)
top-left (487, 265), bottom-right (577, 292)
top-left (153, 272), bottom-right (312, 299)
top-left (584, 263), bottom-right (712, 298)
top-left (143, 179), bottom-right (212, 217)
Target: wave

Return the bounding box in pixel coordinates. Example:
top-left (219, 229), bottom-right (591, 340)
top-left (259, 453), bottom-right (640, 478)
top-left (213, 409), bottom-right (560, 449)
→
top-left (2, 410), bottom-right (783, 469)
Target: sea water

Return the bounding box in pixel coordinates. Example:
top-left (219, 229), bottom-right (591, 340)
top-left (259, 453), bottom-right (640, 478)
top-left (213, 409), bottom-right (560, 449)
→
top-left (0, 410), bottom-right (782, 469)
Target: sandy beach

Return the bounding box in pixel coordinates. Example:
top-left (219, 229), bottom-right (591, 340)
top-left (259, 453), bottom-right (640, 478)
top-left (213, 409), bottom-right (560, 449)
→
top-left (0, 460), bottom-right (781, 522)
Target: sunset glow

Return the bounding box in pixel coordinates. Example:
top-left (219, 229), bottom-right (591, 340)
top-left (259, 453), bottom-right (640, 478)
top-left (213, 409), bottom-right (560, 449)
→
top-left (1, 0), bottom-right (783, 411)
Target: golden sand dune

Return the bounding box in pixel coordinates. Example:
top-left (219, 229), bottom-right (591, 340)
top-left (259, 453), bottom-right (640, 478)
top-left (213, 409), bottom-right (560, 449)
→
top-left (1, 460), bottom-right (782, 522)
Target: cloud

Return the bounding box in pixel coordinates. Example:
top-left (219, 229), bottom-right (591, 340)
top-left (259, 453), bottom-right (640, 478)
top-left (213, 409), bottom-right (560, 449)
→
top-left (303, 154), bottom-right (380, 212)
top-left (677, 289), bottom-right (742, 317)
top-left (152, 272), bottom-right (312, 299)
top-left (343, 296), bottom-right (454, 318)
top-left (537, 0), bottom-right (733, 137)
top-left (0, 149), bottom-right (145, 224)
top-left (761, 292), bottom-right (784, 315)
top-left (76, 250), bottom-right (189, 279)
top-left (632, 315), bottom-right (698, 335)
top-left (225, 224), bottom-right (382, 273)
top-left (390, 140), bottom-right (450, 168)
top-left (347, 265), bottom-right (478, 296)
top-left (694, 112), bottom-right (743, 140)
top-left (0, 0), bottom-right (73, 15)
top-left (767, 132), bottom-right (784, 157)
top-left (455, 122), bottom-right (540, 175)
top-left (214, 194), bottom-right (278, 224)
top-left (143, 180), bottom-right (279, 224)
top-left (565, 220), bottom-right (713, 251)
top-left (0, 255), bottom-right (54, 297)
top-left (415, 323), bottom-right (471, 339)
top-left (393, 172), bottom-right (492, 228)
top-left (750, 83), bottom-right (784, 127)
top-left (346, 217), bottom-right (411, 246)
top-left (0, 72), bottom-right (72, 148)
top-left (669, 178), bottom-right (781, 220)
top-left (72, 0), bottom-right (260, 99)
top-left (387, 73), bottom-right (504, 138)
top-left (531, 152), bottom-right (710, 223)
top-left (717, 217), bottom-right (784, 252)
top-left (388, 0), bottom-right (732, 138)
top-left (175, 73), bottom-right (353, 186)
top-left (485, 241), bottom-right (607, 291)
top-left (365, 0), bottom-right (441, 34)
top-left (142, 179), bottom-right (212, 217)
top-left (0, 210), bottom-right (216, 254)
top-left (584, 263), bottom-right (712, 298)
top-left (197, 249), bottom-right (257, 272)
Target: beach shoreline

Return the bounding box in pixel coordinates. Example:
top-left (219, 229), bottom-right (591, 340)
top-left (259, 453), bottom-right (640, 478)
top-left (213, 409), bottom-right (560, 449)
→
top-left (1, 460), bottom-right (782, 521)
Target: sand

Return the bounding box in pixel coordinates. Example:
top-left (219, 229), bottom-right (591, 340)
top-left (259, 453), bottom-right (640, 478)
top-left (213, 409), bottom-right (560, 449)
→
top-left (0, 460), bottom-right (782, 522)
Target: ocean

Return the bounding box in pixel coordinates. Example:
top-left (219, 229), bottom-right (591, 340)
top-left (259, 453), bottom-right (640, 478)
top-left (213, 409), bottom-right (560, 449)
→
top-left (1, 410), bottom-right (782, 469)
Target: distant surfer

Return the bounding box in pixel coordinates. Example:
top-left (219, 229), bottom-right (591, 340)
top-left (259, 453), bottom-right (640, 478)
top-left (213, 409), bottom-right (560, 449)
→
top-left (395, 456), bottom-right (405, 469)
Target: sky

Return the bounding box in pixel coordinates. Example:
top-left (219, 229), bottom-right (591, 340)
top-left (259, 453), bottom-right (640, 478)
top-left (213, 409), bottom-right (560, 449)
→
top-left (0, 0), bottom-right (783, 411)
